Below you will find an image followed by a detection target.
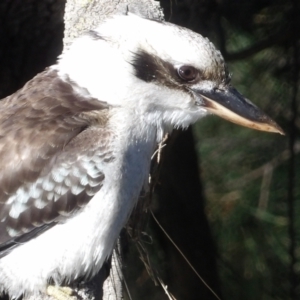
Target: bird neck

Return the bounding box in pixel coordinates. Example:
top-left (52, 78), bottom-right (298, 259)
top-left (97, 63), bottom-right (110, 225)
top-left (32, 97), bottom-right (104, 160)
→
top-left (107, 107), bottom-right (170, 147)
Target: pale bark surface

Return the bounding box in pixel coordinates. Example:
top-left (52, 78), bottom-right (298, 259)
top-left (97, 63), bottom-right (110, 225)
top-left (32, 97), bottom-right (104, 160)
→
top-left (63, 0), bottom-right (164, 47)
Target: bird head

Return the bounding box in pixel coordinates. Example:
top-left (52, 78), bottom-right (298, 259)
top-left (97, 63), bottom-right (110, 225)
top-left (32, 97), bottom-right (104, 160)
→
top-left (56, 13), bottom-right (283, 135)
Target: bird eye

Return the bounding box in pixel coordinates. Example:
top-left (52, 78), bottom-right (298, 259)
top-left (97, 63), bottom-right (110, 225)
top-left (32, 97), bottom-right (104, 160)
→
top-left (177, 65), bottom-right (198, 82)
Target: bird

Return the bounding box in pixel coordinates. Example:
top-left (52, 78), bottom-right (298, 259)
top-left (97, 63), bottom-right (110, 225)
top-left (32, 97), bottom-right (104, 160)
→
top-left (0, 13), bottom-right (283, 299)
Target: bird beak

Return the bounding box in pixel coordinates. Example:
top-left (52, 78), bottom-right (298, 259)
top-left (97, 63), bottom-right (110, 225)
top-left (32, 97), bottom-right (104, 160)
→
top-left (194, 86), bottom-right (284, 135)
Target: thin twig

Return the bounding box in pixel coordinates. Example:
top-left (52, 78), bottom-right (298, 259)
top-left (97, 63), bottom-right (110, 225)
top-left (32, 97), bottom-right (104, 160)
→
top-left (217, 143), bottom-right (300, 192)
top-left (157, 277), bottom-right (177, 300)
top-left (258, 164), bottom-right (273, 210)
top-left (150, 210), bottom-right (222, 300)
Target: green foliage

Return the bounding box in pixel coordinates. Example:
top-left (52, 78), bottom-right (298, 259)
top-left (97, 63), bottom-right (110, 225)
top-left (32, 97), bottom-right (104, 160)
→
top-left (193, 2), bottom-right (300, 299)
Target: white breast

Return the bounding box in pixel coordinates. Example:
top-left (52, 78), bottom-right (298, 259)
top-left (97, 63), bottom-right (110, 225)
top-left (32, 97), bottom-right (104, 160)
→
top-left (0, 109), bottom-right (159, 298)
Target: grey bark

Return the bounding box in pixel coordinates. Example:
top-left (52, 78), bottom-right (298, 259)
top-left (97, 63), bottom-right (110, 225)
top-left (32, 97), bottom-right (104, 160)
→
top-left (62, 1), bottom-right (164, 300)
top-left (63, 0), bottom-right (164, 47)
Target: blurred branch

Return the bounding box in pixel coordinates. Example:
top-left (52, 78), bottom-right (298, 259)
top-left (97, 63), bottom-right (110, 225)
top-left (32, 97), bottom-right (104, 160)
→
top-left (224, 28), bottom-right (293, 61)
top-left (258, 164), bottom-right (273, 210)
top-left (208, 142), bottom-right (300, 192)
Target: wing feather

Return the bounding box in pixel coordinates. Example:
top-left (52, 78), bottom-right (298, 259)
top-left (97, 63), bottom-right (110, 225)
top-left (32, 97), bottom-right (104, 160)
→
top-left (0, 70), bottom-right (112, 255)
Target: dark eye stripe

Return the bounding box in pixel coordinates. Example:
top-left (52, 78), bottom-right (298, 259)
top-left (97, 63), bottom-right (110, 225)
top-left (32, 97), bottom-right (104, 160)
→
top-left (131, 50), bottom-right (162, 83)
top-left (131, 49), bottom-right (206, 89)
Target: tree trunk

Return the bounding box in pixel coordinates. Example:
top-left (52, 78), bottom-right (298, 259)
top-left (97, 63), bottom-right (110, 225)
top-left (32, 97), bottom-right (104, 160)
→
top-left (153, 129), bottom-right (222, 300)
top-left (0, 1), bottom-right (220, 299)
top-left (63, 2), bottom-right (164, 299)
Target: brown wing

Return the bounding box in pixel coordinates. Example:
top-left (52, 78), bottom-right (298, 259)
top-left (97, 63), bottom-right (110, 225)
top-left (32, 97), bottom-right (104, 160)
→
top-left (0, 70), bottom-right (112, 255)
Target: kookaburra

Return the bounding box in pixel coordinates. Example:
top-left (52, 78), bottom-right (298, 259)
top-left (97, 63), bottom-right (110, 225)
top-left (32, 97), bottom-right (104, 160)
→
top-left (0, 13), bottom-right (283, 299)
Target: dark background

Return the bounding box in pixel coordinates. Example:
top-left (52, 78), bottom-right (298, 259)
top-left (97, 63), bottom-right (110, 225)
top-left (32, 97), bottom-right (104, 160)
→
top-left (0, 1), bottom-right (299, 299)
